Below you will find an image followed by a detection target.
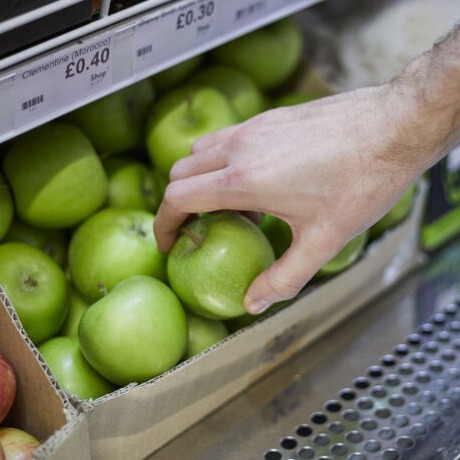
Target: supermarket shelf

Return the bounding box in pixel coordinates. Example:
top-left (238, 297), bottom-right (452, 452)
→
top-left (0, 0), bottom-right (325, 145)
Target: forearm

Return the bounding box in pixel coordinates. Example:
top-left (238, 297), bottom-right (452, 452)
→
top-left (390, 21), bottom-right (460, 177)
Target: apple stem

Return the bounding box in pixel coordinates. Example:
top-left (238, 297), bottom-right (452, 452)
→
top-left (23, 275), bottom-right (37, 288)
top-left (97, 282), bottom-right (109, 296)
top-left (180, 226), bottom-right (202, 247)
top-left (131, 223), bottom-right (146, 237)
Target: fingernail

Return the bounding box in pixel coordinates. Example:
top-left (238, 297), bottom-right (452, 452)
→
top-left (247, 299), bottom-right (271, 315)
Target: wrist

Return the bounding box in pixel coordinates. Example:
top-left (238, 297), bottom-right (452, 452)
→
top-left (389, 23), bottom-right (460, 177)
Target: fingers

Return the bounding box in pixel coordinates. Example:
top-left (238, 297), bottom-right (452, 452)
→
top-left (241, 211), bottom-right (262, 224)
top-left (171, 100), bottom-right (338, 183)
top-left (154, 168), bottom-right (253, 252)
top-left (170, 122), bottom-right (247, 181)
top-left (153, 203), bottom-right (189, 253)
top-left (191, 123), bottom-right (242, 152)
top-left (243, 235), bottom-right (329, 315)
top-left (169, 149), bottom-right (227, 181)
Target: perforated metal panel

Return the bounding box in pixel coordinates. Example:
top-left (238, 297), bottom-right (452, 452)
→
top-left (264, 298), bottom-right (460, 460)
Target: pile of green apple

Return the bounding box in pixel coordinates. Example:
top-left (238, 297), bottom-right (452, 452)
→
top-left (0, 17), bottom-right (416, 400)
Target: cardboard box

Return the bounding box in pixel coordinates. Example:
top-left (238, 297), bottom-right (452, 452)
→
top-left (0, 292), bottom-right (90, 459)
top-left (0, 182), bottom-right (427, 459)
top-left (81, 181), bottom-right (427, 460)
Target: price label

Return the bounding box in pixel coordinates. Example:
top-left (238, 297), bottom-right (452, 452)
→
top-left (176, 1), bottom-right (216, 30)
top-left (134, 0), bottom-right (221, 73)
top-left (14, 33), bottom-right (113, 127)
top-left (222, 0), bottom-right (275, 31)
top-left (64, 46), bottom-right (111, 80)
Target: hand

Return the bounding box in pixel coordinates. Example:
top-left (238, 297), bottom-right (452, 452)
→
top-left (154, 82), bottom-right (429, 314)
top-left (154, 23), bottom-right (460, 314)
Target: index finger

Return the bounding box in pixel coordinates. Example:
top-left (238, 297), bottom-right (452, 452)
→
top-left (153, 199), bottom-right (190, 253)
top-left (153, 172), bottom-right (226, 252)
top-left (153, 166), bottom-right (259, 252)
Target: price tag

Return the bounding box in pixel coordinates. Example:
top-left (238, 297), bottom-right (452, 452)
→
top-left (14, 33), bottom-right (113, 127)
top-left (134, 0), bottom-right (221, 73)
top-left (222, 0), bottom-right (276, 31)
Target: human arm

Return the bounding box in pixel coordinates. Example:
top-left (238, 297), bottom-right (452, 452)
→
top-left (154, 22), bottom-right (460, 315)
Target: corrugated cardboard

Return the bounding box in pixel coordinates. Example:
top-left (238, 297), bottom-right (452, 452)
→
top-left (80, 182), bottom-right (428, 460)
top-left (33, 414), bottom-right (90, 460)
top-left (0, 292), bottom-right (90, 459)
top-left (0, 182), bottom-right (427, 460)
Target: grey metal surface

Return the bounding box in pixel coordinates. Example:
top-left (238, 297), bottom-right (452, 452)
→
top-left (264, 305), bottom-right (460, 459)
top-left (149, 240), bottom-right (460, 460)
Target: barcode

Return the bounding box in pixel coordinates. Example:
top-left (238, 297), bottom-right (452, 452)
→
top-left (137, 45), bottom-right (152, 58)
top-left (22, 95), bottom-right (44, 111)
top-left (235, 1), bottom-right (265, 20)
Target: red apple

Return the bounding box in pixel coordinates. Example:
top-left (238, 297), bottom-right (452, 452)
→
top-left (0, 427), bottom-right (40, 460)
top-left (0, 355), bottom-right (16, 424)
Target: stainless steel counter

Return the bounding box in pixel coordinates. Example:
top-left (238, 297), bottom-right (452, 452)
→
top-left (150, 238), bottom-right (460, 460)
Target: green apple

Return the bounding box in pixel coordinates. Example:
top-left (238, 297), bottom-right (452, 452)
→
top-left (259, 213), bottom-right (292, 259)
top-left (211, 18), bottom-right (303, 91)
top-left (0, 242), bottom-right (68, 345)
top-left (316, 230), bottom-right (369, 278)
top-left (184, 310), bottom-right (229, 360)
top-left (0, 173), bottom-right (13, 242)
top-left (190, 65), bottom-right (266, 121)
top-left (369, 183), bottom-right (416, 240)
top-left (151, 55), bottom-right (204, 94)
top-left (103, 156), bottom-right (165, 212)
top-left (3, 123), bottom-right (108, 229)
top-left (66, 79), bottom-right (155, 156)
top-left (68, 208), bottom-right (166, 303)
top-left (59, 285), bottom-right (90, 337)
top-left (167, 212), bottom-right (275, 320)
top-left (3, 218), bottom-right (68, 267)
top-left (146, 86), bottom-right (239, 177)
top-left (78, 275), bottom-right (187, 386)
top-left (38, 336), bottom-right (117, 399)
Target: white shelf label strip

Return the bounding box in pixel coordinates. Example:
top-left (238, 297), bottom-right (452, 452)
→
top-left (13, 32), bottom-right (114, 128)
top-left (222, 0), bottom-right (277, 31)
top-left (133, 0), bottom-right (222, 73)
top-left (1, 0), bottom-right (325, 143)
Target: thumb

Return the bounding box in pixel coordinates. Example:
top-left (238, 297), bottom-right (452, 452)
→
top-left (243, 239), bottom-right (322, 315)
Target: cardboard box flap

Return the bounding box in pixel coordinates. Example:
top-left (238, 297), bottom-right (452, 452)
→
top-left (0, 290), bottom-right (76, 442)
top-left (33, 413), bottom-right (90, 460)
top-left (80, 182), bottom-right (427, 460)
